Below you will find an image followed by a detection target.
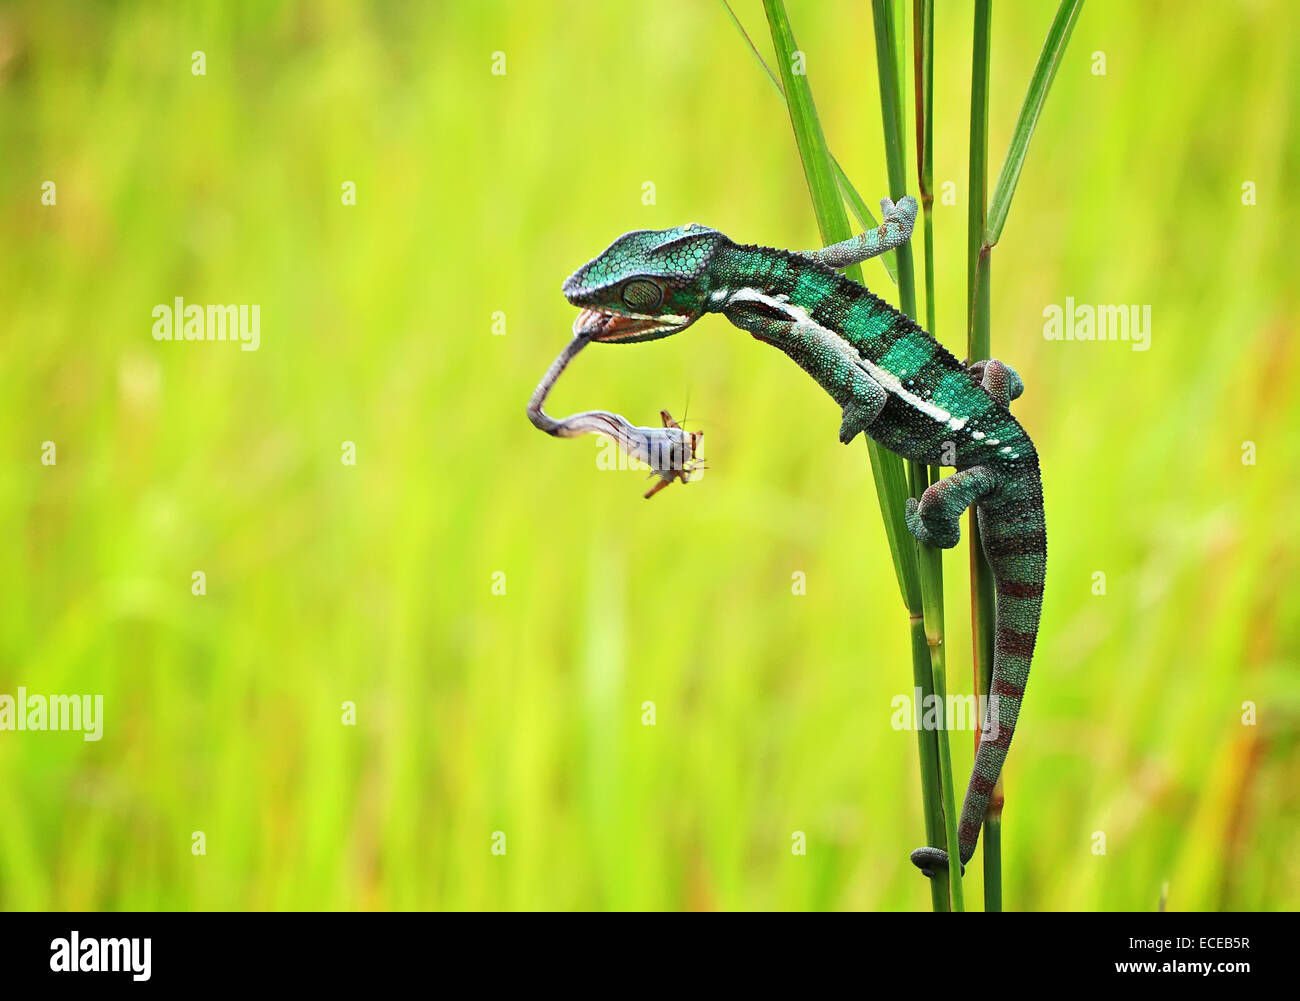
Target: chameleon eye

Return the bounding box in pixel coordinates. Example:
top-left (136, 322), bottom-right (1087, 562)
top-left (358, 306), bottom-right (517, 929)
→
top-left (621, 279), bottom-right (663, 312)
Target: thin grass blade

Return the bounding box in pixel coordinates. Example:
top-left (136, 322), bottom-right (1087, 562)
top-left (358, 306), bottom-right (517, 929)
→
top-left (718, 0), bottom-right (899, 282)
top-left (984, 0), bottom-right (1085, 246)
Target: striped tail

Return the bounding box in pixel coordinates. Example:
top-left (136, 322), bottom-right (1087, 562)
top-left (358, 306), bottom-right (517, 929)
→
top-left (910, 463), bottom-right (1046, 878)
top-left (956, 464), bottom-right (1046, 865)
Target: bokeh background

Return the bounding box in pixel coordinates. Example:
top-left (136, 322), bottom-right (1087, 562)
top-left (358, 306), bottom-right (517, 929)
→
top-left (1, 0), bottom-right (1297, 911)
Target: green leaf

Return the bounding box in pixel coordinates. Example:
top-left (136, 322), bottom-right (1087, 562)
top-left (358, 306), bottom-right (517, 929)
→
top-left (719, 0), bottom-right (898, 283)
top-left (758, 0), bottom-right (920, 611)
top-left (967, 0), bottom-right (992, 345)
top-left (913, 0), bottom-right (935, 334)
top-left (870, 0), bottom-right (917, 319)
top-left (761, 0), bottom-right (854, 245)
top-left (985, 0), bottom-right (1085, 246)
top-left (966, 0), bottom-right (998, 912)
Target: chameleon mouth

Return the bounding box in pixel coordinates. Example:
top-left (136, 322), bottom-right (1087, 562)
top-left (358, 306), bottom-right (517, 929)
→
top-left (573, 307), bottom-right (682, 342)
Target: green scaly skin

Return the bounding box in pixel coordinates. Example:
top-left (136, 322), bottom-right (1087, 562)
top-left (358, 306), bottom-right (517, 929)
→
top-left (555, 196), bottom-right (1046, 876)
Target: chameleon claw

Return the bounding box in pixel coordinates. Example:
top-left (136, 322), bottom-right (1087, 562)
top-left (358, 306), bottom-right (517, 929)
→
top-left (903, 496), bottom-right (930, 544)
top-left (909, 847), bottom-right (966, 878)
top-left (882, 195), bottom-right (918, 225)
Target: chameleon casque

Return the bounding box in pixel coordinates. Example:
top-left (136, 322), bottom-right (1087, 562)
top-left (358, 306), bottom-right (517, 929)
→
top-left (542, 196), bottom-right (1046, 877)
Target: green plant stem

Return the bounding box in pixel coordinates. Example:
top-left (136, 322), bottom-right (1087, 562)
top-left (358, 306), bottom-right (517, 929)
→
top-left (761, 0), bottom-right (949, 912)
top-left (967, 0), bottom-right (992, 342)
top-left (982, 803), bottom-right (1004, 911)
top-left (872, 0), bottom-right (961, 912)
top-left (911, 0), bottom-right (965, 909)
top-left (913, 0), bottom-right (935, 337)
top-left (966, 0), bottom-right (1002, 914)
top-left (969, 0), bottom-right (1083, 911)
top-left (870, 0), bottom-right (916, 318)
top-left (907, 617), bottom-right (948, 912)
top-left (916, 478), bottom-right (963, 913)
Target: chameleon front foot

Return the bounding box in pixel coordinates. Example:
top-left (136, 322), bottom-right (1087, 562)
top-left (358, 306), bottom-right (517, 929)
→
top-left (836, 374), bottom-right (888, 444)
top-left (802, 194), bottom-right (918, 270)
top-left (909, 846), bottom-right (966, 878)
top-left (838, 400), bottom-right (880, 444)
top-left (878, 194), bottom-right (918, 231)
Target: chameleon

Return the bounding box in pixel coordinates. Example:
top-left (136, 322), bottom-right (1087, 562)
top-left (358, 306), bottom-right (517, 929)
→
top-left (546, 195), bottom-right (1046, 877)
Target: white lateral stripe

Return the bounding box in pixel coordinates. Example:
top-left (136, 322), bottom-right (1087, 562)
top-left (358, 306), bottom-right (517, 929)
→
top-left (726, 287), bottom-right (962, 429)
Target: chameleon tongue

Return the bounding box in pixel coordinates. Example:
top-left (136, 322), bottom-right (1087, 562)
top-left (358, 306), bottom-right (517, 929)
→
top-left (526, 335), bottom-right (703, 498)
top-left (573, 308), bottom-right (608, 336)
top-left (572, 307), bottom-right (665, 341)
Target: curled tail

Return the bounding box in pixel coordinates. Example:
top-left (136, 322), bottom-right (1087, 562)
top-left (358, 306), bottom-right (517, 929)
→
top-left (911, 465), bottom-right (1046, 877)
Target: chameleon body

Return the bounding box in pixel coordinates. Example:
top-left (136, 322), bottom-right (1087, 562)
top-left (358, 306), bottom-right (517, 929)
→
top-left (555, 196), bottom-right (1046, 875)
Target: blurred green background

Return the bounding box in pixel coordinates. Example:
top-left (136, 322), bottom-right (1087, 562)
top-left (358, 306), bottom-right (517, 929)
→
top-left (1, 0), bottom-right (1297, 911)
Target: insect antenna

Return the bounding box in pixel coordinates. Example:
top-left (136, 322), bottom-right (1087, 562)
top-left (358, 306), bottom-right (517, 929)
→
top-left (677, 386), bottom-right (708, 480)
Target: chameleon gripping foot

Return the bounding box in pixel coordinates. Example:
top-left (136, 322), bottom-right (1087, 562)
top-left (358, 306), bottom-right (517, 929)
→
top-left (909, 846), bottom-right (966, 878)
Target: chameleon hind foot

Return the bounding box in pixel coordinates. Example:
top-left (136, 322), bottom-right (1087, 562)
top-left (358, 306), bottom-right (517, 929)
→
top-left (909, 846), bottom-right (966, 878)
top-left (966, 358), bottom-right (1024, 407)
top-left (905, 496), bottom-right (961, 549)
top-left (905, 466), bottom-right (998, 549)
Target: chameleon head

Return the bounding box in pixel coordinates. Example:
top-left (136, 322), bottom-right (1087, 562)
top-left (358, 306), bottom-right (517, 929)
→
top-left (562, 224), bottom-right (724, 343)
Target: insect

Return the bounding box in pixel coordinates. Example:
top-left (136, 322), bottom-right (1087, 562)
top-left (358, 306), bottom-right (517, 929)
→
top-left (642, 409), bottom-right (704, 499)
top-left (526, 334), bottom-right (703, 499)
